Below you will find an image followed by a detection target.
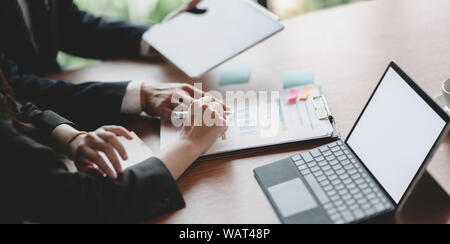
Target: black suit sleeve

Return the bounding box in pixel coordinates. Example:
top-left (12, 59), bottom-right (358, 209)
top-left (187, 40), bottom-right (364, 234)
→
top-left (0, 116), bottom-right (185, 224)
top-left (57, 0), bottom-right (150, 60)
top-left (1, 53), bottom-right (130, 130)
top-left (15, 100), bottom-right (76, 144)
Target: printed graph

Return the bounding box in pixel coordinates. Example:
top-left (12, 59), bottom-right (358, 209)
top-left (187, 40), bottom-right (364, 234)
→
top-left (236, 107), bottom-right (258, 137)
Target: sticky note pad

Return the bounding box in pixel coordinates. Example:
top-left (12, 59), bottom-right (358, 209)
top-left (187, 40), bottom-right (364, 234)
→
top-left (219, 67), bottom-right (251, 86)
top-left (299, 87), bottom-right (313, 101)
top-left (283, 70), bottom-right (315, 89)
top-left (288, 89), bottom-right (300, 104)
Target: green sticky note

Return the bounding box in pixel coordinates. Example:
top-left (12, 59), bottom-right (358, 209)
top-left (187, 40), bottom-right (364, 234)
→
top-left (283, 70), bottom-right (315, 89)
top-left (219, 67), bottom-right (251, 86)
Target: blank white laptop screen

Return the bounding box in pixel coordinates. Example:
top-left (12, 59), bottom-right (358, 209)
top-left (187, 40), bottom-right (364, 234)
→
top-left (347, 67), bottom-right (446, 203)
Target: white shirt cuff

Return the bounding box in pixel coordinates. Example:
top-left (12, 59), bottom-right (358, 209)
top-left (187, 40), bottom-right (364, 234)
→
top-left (121, 81), bottom-right (143, 115)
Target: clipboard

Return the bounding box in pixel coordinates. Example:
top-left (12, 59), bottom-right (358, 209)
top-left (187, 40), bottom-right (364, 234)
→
top-left (143, 0), bottom-right (284, 77)
top-left (160, 85), bottom-right (340, 160)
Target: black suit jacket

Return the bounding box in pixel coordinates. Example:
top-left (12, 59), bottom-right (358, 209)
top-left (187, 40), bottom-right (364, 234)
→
top-left (0, 0), bottom-right (148, 76)
top-left (0, 0), bottom-right (150, 130)
top-left (0, 1), bottom-right (185, 223)
top-left (0, 93), bottom-right (185, 224)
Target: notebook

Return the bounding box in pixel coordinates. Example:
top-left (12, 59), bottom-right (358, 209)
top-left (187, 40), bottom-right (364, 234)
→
top-left (100, 132), bottom-right (155, 170)
top-left (160, 85), bottom-right (339, 158)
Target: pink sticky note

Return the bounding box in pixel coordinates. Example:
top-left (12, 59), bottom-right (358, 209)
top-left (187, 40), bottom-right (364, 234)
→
top-left (288, 89), bottom-right (300, 104)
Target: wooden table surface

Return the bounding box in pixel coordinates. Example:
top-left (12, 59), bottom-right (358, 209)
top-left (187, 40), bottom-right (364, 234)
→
top-left (50, 0), bottom-right (450, 224)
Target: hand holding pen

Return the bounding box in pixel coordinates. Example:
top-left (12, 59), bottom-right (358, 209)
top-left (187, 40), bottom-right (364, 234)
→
top-left (164, 0), bottom-right (207, 22)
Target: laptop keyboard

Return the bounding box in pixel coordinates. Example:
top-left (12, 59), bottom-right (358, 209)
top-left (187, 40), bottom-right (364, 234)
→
top-left (291, 141), bottom-right (394, 224)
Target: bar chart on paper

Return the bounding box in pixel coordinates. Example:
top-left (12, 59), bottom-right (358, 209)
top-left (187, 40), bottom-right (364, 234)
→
top-left (231, 100), bottom-right (287, 139)
top-left (160, 86), bottom-right (335, 157)
top-left (236, 107), bottom-right (259, 137)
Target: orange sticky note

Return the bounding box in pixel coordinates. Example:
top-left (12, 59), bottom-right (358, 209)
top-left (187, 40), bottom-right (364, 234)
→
top-left (299, 87), bottom-right (313, 101)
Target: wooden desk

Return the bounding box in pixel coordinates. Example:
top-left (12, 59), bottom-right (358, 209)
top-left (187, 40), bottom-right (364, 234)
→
top-left (50, 0), bottom-right (450, 224)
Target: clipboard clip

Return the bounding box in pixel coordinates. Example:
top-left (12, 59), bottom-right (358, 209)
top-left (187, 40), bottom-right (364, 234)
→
top-left (312, 95), bottom-right (333, 121)
top-left (312, 93), bottom-right (340, 138)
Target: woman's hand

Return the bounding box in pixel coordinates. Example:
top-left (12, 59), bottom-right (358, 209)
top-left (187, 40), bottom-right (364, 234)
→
top-left (180, 96), bottom-right (228, 154)
top-left (163, 0), bottom-right (205, 22)
top-left (68, 126), bottom-right (133, 179)
top-left (157, 97), bottom-right (228, 180)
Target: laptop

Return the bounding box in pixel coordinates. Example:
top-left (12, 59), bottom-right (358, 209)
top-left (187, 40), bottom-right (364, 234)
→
top-left (254, 62), bottom-right (450, 224)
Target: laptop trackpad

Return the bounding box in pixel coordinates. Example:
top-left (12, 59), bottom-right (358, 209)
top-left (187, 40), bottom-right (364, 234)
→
top-left (268, 178), bottom-right (318, 218)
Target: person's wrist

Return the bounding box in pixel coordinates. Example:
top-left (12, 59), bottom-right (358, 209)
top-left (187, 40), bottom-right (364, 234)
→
top-left (50, 124), bottom-right (81, 154)
top-left (184, 136), bottom-right (210, 155)
top-left (178, 137), bottom-right (206, 158)
top-left (140, 82), bottom-right (148, 114)
top-left (66, 132), bottom-right (88, 159)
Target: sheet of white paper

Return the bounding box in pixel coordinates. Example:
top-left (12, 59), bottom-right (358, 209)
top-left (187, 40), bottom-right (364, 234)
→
top-left (144, 0), bottom-right (284, 77)
top-left (161, 86), bottom-right (334, 157)
top-left (100, 132), bottom-right (155, 170)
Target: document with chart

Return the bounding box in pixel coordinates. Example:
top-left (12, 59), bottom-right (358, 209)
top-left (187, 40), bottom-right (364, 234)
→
top-left (161, 86), bottom-right (338, 157)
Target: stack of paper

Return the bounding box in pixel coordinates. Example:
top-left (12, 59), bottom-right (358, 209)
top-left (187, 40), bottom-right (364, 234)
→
top-left (101, 132), bottom-right (155, 170)
top-left (161, 85), bottom-right (335, 158)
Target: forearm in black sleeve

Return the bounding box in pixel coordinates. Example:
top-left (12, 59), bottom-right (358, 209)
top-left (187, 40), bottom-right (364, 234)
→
top-left (2, 55), bottom-right (130, 130)
top-left (26, 157), bottom-right (185, 224)
top-left (0, 118), bottom-right (185, 223)
top-left (15, 101), bottom-right (76, 144)
top-left (57, 0), bottom-right (150, 60)
top-left (13, 74), bottom-right (129, 130)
